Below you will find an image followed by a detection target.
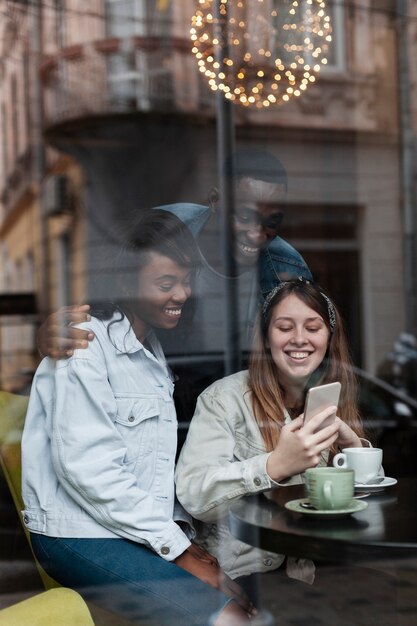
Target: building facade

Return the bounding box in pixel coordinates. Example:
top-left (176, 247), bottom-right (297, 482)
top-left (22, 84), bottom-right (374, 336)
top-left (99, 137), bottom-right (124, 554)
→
top-left (0, 0), bottom-right (416, 390)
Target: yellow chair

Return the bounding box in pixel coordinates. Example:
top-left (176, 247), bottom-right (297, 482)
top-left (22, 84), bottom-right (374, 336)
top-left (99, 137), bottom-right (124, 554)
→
top-left (0, 588), bottom-right (95, 626)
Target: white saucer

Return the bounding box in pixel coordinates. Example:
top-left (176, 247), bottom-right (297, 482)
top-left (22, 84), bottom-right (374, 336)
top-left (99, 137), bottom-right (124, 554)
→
top-left (355, 477), bottom-right (397, 491)
top-left (285, 497), bottom-right (368, 519)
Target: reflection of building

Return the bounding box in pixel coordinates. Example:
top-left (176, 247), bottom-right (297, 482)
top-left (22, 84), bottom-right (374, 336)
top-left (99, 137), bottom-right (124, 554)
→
top-left (0, 0), bottom-right (416, 389)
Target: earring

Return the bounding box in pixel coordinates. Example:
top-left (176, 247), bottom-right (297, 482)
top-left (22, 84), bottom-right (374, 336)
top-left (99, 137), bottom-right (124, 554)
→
top-left (208, 187), bottom-right (219, 212)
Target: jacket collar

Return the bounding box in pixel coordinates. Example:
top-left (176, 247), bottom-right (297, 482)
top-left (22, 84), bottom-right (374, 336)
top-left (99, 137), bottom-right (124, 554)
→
top-left (105, 315), bottom-right (170, 374)
top-left (105, 314), bottom-right (149, 355)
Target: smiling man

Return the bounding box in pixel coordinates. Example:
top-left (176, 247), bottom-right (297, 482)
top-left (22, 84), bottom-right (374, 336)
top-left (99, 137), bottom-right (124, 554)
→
top-left (227, 177), bottom-right (285, 266)
top-left (158, 148), bottom-right (312, 358)
top-left (207, 148), bottom-right (289, 268)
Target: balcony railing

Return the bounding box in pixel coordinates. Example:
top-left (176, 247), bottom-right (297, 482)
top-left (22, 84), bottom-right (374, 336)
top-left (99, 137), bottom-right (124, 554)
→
top-left (41, 36), bottom-right (214, 128)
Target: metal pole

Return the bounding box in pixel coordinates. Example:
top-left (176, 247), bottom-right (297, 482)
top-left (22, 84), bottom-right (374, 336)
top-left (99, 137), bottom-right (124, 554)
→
top-left (31, 0), bottom-right (48, 317)
top-left (396, 0), bottom-right (417, 334)
top-left (214, 0), bottom-right (241, 375)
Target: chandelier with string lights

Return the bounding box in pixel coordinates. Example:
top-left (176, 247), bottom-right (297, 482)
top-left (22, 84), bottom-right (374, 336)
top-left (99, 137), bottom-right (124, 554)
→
top-left (190, 0), bottom-right (333, 108)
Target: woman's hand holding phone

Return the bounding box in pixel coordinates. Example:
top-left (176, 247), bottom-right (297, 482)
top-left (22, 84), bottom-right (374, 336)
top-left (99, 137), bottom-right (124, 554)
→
top-left (266, 407), bottom-right (340, 483)
top-left (302, 382), bottom-right (361, 448)
top-left (303, 382), bottom-right (341, 430)
top-left (333, 416), bottom-right (363, 449)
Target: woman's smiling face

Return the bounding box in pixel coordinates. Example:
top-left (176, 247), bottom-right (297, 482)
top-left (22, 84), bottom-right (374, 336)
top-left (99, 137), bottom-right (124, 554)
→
top-left (268, 293), bottom-right (330, 389)
top-left (132, 251), bottom-right (192, 340)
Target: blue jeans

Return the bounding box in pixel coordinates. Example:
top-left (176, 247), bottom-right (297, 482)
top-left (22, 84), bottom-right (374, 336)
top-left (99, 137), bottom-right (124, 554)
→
top-left (31, 534), bottom-right (229, 626)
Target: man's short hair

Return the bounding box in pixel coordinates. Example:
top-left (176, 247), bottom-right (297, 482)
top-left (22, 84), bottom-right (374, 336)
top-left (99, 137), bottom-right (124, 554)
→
top-left (223, 148), bottom-right (288, 190)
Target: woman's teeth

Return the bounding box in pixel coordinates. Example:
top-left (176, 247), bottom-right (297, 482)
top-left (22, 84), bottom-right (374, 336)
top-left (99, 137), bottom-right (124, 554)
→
top-left (287, 351), bottom-right (310, 360)
top-left (164, 308), bottom-right (182, 316)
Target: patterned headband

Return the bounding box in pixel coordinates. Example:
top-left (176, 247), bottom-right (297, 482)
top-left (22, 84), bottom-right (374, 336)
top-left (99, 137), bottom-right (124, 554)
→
top-left (262, 277), bottom-right (336, 332)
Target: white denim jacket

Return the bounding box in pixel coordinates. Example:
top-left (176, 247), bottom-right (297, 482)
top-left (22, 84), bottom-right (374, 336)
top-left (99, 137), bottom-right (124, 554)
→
top-left (22, 314), bottom-right (192, 561)
top-left (175, 370), bottom-right (325, 581)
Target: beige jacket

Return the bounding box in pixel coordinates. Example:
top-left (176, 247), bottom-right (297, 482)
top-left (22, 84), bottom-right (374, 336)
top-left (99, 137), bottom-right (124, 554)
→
top-left (175, 370), bottom-right (326, 582)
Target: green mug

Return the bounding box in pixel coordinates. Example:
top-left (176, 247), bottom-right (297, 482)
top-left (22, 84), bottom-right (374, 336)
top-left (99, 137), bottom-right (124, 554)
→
top-left (305, 467), bottom-right (354, 510)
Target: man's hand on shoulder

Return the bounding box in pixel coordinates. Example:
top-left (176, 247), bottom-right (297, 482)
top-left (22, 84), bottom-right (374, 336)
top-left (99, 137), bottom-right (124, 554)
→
top-left (37, 304), bottom-right (95, 359)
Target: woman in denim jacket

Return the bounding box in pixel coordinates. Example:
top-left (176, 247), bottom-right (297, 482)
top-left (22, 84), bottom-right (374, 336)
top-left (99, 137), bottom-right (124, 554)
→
top-left (21, 210), bottom-right (253, 626)
top-left (176, 279), bottom-right (367, 590)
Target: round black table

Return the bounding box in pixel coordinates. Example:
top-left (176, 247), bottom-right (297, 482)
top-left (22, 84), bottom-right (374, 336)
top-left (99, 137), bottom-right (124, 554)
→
top-left (229, 477), bottom-right (417, 563)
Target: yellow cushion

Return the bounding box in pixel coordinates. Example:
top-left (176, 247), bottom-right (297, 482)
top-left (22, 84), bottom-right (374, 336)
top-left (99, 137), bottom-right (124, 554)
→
top-left (0, 392), bottom-right (28, 439)
top-left (0, 391), bottom-right (29, 516)
top-left (1, 441), bottom-right (23, 508)
top-left (0, 588), bottom-right (95, 625)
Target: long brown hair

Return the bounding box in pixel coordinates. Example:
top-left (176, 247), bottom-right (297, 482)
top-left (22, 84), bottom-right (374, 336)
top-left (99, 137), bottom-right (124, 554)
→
top-left (248, 279), bottom-right (363, 453)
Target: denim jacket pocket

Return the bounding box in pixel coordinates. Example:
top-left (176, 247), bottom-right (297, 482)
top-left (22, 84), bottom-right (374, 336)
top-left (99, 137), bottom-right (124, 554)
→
top-left (114, 395), bottom-right (159, 467)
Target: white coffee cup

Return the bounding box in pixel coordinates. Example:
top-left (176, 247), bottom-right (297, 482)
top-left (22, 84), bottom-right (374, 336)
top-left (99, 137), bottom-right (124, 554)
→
top-left (332, 447), bottom-right (383, 484)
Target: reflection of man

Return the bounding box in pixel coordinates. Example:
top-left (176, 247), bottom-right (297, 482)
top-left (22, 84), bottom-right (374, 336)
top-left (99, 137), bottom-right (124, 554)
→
top-left (37, 148), bottom-right (312, 419)
top-left (157, 148), bottom-right (312, 358)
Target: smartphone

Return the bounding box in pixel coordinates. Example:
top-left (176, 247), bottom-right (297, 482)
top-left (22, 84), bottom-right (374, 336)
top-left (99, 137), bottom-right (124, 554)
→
top-left (303, 382), bottom-right (341, 430)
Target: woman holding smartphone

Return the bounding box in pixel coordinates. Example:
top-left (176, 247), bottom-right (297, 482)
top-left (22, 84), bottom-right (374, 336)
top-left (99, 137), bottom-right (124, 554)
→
top-left (175, 278), bottom-right (367, 585)
top-left (21, 210), bottom-right (252, 626)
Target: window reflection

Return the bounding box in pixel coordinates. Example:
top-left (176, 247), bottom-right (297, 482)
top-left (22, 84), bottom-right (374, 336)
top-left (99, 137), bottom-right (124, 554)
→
top-left (1, 1), bottom-right (417, 622)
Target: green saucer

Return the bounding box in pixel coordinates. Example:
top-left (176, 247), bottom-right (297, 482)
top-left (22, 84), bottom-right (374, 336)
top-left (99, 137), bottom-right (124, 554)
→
top-left (285, 498), bottom-right (368, 518)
